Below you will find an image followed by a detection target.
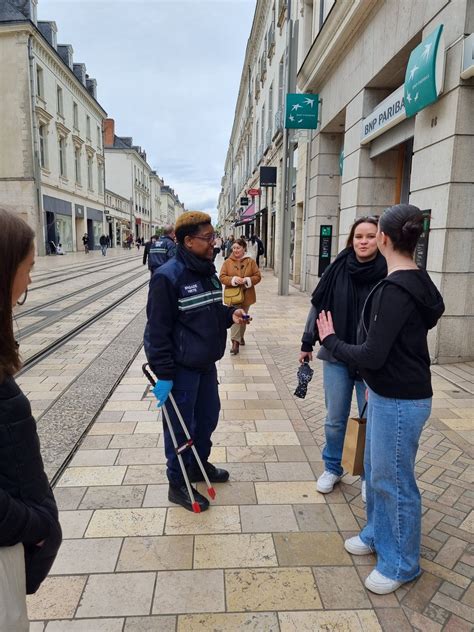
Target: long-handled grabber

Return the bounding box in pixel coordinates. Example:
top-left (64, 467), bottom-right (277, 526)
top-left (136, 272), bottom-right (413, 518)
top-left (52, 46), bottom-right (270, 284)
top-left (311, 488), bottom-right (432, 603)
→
top-left (142, 363), bottom-right (216, 513)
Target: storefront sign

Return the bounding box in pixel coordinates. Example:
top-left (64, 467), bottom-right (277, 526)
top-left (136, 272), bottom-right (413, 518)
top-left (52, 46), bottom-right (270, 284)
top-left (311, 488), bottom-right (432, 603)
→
top-left (414, 210), bottom-right (431, 269)
top-left (461, 33), bottom-right (474, 79)
top-left (285, 93), bottom-right (319, 129)
top-left (260, 166), bottom-right (277, 187)
top-left (318, 225), bottom-right (332, 277)
top-left (361, 85), bottom-right (406, 145)
top-left (404, 25), bottom-right (445, 117)
top-left (240, 196), bottom-right (249, 206)
top-left (248, 188), bottom-right (260, 196)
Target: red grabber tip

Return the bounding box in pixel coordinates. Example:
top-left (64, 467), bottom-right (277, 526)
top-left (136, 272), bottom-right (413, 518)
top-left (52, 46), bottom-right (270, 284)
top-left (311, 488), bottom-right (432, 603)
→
top-left (207, 487), bottom-right (216, 499)
top-left (192, 502), bottom-right (201, 513)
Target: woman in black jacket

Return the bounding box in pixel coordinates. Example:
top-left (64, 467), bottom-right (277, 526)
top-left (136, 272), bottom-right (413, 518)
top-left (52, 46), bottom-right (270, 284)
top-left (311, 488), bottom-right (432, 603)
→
top-left (0, 209), bottom-right (62, 620)
top-left (300, 217), bottom-right (387, 497)
top-left (317, 204), bottom-right (444, 595)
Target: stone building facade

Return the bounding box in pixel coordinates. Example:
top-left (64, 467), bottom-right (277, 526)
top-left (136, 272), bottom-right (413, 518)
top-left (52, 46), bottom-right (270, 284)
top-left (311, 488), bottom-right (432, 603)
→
top-left (0, 0), bottom-right (107, 253)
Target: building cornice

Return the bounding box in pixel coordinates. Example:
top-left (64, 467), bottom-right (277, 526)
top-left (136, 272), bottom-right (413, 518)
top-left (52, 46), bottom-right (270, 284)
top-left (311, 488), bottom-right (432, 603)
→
top-left (298, 0), bottom-right (380, 92)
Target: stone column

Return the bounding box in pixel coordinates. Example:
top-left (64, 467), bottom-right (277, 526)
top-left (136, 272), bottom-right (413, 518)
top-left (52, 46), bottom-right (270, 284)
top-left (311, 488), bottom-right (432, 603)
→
top-left (409, 5), bottom-right (474, 362)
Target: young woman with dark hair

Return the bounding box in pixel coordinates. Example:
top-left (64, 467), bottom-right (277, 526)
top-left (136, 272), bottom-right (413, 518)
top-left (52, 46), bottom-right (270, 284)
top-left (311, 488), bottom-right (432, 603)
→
top-left (300, 217), bottom-right (387, 497)
top-left (317, 204), bottom-right (445, 594)
top-left (0, 208), bottom-right (62, 628)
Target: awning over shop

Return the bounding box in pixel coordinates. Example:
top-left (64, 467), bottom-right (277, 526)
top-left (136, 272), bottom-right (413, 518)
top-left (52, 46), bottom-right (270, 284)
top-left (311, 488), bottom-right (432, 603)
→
top-left (234, 204), bottom-right (268, 226)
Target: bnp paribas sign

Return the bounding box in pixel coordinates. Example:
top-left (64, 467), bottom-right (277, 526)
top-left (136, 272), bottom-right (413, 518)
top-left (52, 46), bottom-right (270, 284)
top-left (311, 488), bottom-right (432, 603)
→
top-left (404, 25), bottom-right (445, 117)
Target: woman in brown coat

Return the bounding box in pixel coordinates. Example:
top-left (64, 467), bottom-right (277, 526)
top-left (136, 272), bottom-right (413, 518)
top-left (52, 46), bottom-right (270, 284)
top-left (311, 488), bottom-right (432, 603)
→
top-left (219, 238), bottom-right (262, 355)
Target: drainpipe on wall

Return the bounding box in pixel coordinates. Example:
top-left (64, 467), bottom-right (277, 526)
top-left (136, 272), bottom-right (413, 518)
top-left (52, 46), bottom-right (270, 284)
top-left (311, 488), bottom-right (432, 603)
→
top-left (27, 35), bottom-right (46, 255)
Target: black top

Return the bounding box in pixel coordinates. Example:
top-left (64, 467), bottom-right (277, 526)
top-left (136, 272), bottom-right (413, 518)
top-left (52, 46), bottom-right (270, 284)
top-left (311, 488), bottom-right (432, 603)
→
top-left (322, 269), bottom-right (445, 399)
top-left (0, 375), bottom-right (59, 546)
top-left (144, 245), bottom-right (235, 380)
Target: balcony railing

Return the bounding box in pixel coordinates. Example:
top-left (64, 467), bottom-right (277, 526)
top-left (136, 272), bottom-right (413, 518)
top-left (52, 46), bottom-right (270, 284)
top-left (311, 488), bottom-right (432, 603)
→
top-left (274, 108), bottom-right (284, 137)
top-left (277, 0), bottom-right (287, 27)
top-left (265, 128), bottom-right (272, 151)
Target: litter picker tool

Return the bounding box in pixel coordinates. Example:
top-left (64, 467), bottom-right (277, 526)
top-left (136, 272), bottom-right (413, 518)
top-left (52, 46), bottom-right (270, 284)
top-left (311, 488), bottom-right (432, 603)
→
top-left (142, 363), bottom-right (216, 513)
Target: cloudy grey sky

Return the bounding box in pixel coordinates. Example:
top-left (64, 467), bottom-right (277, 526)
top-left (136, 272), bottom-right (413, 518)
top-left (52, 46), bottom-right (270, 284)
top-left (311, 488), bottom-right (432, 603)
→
top-left (39, 0), bottom-right (255, 221)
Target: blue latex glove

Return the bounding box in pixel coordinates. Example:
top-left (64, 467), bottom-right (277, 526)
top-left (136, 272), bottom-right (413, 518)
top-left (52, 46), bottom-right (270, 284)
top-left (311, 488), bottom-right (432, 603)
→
top-left (151, 380), bottom-right (173, 407)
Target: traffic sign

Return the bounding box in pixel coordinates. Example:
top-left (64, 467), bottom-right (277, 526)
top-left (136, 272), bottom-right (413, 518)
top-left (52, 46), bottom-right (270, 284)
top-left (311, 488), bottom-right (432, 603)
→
top-left (404, 25), bottom-right (445, 117)
top-left (285, 93), bottom-right (319, 129)
top-left (248, 188), bottom-right (260, 196)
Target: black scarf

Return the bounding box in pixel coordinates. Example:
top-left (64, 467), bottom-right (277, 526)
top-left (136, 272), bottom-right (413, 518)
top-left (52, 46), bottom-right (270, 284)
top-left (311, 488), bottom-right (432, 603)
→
top-left (177, 244), bottom-right (216, 277)
top-left (311, 248), bottom-right (387, 344)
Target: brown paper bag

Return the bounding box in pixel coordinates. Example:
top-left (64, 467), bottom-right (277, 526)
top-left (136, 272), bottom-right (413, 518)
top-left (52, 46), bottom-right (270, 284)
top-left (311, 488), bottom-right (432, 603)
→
top-left (341, 409), bottom-right (367, 476)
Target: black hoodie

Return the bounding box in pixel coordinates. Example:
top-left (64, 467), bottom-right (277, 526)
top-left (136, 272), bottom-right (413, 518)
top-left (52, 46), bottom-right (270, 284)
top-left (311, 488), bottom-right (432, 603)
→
top-left (322, 269), bottom-right (445, 398)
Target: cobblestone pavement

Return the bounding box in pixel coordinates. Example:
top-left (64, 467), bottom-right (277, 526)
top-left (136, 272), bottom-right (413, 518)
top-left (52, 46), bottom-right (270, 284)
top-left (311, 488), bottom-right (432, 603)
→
top-left (26, 266), bottom-right (473, 631)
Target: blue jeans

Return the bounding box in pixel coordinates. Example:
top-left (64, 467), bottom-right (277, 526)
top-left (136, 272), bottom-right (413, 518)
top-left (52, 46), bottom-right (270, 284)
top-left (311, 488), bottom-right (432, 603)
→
top-left (163, 364), bottom-right (220, 485)
top-left (360, 388), bottom-right (431, 582)
top-left (322, 361), bottom-right (366, 476)
top-left (101, 245), bottom-right (107, 256)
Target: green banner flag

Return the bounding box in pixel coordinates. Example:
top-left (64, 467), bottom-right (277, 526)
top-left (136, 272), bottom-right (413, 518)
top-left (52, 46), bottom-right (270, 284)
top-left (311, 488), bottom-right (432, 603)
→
top-left (404, 25), bottom-right (445, 117)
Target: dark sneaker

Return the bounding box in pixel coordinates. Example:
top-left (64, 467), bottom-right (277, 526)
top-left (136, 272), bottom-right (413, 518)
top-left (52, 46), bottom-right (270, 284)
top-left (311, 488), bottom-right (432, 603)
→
top-left (168, 483), bottom-right (209, 512)
top-left (189, 462), bottom-right (230, 483)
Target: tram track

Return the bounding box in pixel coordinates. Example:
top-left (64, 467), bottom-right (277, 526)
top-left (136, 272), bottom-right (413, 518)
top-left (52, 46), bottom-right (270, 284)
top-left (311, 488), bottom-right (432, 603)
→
top-left (29, 254), bottom-right (142, 290)
top-left (17, 278), bottom-right (149, 376)
top-left (16, 262), bottom-right (144, 320)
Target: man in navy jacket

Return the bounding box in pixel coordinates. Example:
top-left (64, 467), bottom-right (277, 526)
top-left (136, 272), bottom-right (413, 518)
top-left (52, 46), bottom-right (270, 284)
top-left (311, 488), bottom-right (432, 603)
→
top-left (144, 225), bottom-right (177, 273)
top-left (144, 211), bottom-right (248, 511)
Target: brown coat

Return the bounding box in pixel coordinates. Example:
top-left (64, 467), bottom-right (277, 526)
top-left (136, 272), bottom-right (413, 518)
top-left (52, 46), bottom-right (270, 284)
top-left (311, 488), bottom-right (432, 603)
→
top-left (219, 256), bottom-right (262, 307)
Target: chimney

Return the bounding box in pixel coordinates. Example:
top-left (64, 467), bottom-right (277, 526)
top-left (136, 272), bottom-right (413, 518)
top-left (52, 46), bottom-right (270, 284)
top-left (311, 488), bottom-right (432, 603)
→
top-left (37, 20), bottom-right (58, 49)
top-left (57, 44), bottom-right (74, 69)
top-left (103, 119), bottom-right (115, 147)
top-left (86, 77), bottom-right (97, 99)
top-left (73, 63), bottom-right (87, 86)
top-left (9, 0), bottom-right (38, 24)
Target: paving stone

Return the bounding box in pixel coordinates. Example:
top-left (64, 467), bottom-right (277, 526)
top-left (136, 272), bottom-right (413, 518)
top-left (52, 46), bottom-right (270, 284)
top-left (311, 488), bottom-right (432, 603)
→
top-left (293, 504), bottom-right (338, 531)
top-left (431, 592), bottom-right (474, 623)
top-left (177, 613), bottom-right (279, 632)
top-left (255, 481), bottom-right (325, 504)
top-left (123, 464), bottom-right (168, 484)
top-left (80, 435), bottom-right (112, 449)
top-left (443, 614), bottom-right (474, 631)
top-left (124, 617), bottom-right (176, 632)
top-left (44, 622), bottom-right (124, 632)
top-left (434, 536), bottom-right (468, 568)
top-left (79, 484), bottom-right (146, 509)
top-left (58, 510), bottom-right (93, 538)
top-left (152, 570), bottom-right (225, 614)
top-left (226, 567), bottom-right (322, 611)
top-left (278, 610), bottom-right (382, 631)
top-left (53, 487), bottom-right (86, 510)
top-left (402, 572), bottom-right (443, 612)
top-left (69, 449), bottom-right (119, 466)
top-left (274, 445), bottom-right (308, 461)
top-left (265, 461), bottom-right (315, 481)
top-left (274, 532), bottom-right (351, 566)
top-left (240, 504), bottom-right (299, 532)
top-left (165, 506), bottom-right (241, 534)
top-left (57, 466), bottom-right (126, 487)
top-left (50, 537), bottom-right (122, 574)
top-left (194, 533), bottom-right (277, 568)
top-left (226, 445), bottom-right (278, 462)
top-left (246, 431), bottom-right (299, 445)
top-left (312, 566), bottom-right (371, 608)
top-left (195, 481), bottom-right (257, 505)
top-left (375, 607), bottom-right (413, 631)
top-left (27, 576), bottom-right (87, 620)
top-left (108, 434), bottom-right (159, 449)
top-left (76, 573), bottom-right (156, 618)
top-left (117, 535), bottom-right (193, 571)
top-left (85, 508), bottom-right (166, 537)
top-left (329, 504), bottom-right (360, 530)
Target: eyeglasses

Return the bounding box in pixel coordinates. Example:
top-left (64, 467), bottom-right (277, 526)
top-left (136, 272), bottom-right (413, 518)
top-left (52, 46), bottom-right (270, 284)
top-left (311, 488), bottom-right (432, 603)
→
top-left (194, 232), bottom-right (217, 243)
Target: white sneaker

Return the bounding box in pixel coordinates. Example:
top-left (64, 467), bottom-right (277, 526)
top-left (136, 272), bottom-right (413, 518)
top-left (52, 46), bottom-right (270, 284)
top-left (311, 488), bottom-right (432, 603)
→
top-left (365, 569), bottom-right (402, 594)
top-left (344, 535), bottom-right (374, 555)
top-left (361, 480), bottom-right (366, 503)
top-left (316, 471), bottom-right (342, 493)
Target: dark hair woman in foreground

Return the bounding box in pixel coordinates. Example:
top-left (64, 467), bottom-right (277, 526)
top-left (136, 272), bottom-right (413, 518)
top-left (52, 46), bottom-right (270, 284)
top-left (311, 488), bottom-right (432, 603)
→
top-left (317, 204), bottom-right (444, 594)
top-left (0, 208), bottom-right (62, 629)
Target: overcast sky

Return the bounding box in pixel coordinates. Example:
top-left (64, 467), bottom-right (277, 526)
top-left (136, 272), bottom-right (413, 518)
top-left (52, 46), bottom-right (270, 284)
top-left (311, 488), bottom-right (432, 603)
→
top-left (39, 0), bottom-right (255, 221)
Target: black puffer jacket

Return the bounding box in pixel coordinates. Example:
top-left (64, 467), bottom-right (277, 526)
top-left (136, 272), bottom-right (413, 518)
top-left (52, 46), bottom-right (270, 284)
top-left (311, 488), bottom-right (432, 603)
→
top-left (0, 375), bottom-right (59, 547)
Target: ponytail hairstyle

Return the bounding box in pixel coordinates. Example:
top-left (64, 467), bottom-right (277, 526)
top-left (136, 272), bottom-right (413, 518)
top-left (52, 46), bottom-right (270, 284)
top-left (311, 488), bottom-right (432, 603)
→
top-left (379, 204), bottom-right (424, 256)
top-left (0, 208), bottom-right (35, 381)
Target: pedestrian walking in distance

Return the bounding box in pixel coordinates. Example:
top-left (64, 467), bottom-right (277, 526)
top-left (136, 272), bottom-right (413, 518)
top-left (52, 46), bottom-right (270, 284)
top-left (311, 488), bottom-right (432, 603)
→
top-left (220, 237), bottom-right (261, 355)
top-left (317, 204), bottom-right (444, 595)
top-left (213, 235), bottom-right (223, 262)
top-left (82, 232), bottom-right (89, 254)
top-left (144, 211), bottom-right (249, 511)
top-left (144, 225), bottom-right (176, 275)
top-left (99, 234), bottom-right (108, 256)
top-left (300, 216), bottom-right (387, 498)
top-left (0, 208), bottom-right (62, 630)
top-left (224, 234), bottom-right (234, 259)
